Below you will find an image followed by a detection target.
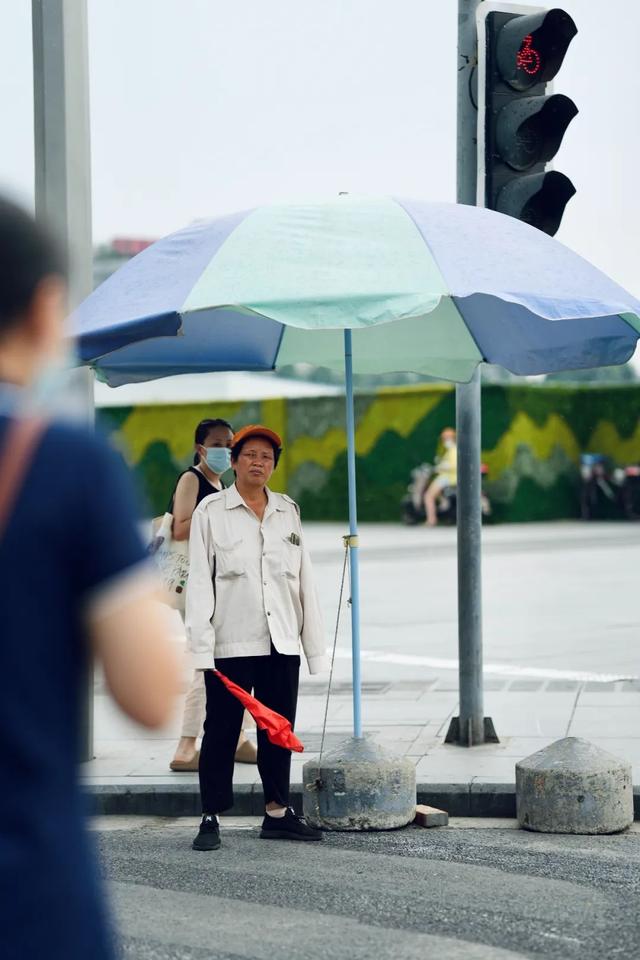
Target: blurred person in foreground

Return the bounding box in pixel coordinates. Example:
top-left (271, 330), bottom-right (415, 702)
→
top-left (424, 426), bottom-right (457, 527)
top-left (187, 425), bottom-right (328, 851)
top-left (0, 196), bottom-right (179, 960)
top-left (169, 417), bottom-right (257, 771)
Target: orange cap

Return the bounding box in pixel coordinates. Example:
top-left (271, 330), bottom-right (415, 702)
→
top-left (231, 424), bottom-right (283, 449)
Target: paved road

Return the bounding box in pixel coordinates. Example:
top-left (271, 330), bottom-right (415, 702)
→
top-left (97, 817), bottom-right (640, 960)
top-left (308, 521), bottom-right (640, 682)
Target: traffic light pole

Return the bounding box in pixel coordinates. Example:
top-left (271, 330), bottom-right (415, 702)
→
top-left (456, 0), bottom-right (480, 210)
top-left (32, 0), bottom-right (95, 760)
top-left (446, 0), bottom-right (498, 746)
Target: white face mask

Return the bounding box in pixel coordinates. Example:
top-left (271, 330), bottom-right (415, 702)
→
top-left (443, 438), bottom-right (455, 450)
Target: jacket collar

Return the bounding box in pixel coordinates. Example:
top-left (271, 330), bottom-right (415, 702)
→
top-left (224, 484), bottom-right (245, 510)
top-left (225, 483), bottom-right (283, 517)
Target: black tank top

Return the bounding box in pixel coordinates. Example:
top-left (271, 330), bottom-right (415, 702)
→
top-left (188, 466), bottom-right (224, 506)
top-left (170, 466), bottom-right (224, 511)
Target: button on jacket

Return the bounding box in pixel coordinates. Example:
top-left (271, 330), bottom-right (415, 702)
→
top-left (186, 485), bottom-right (328, 674)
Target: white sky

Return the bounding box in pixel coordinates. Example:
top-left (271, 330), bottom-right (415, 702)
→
top-left (1, 0), bottom-right (639, 303)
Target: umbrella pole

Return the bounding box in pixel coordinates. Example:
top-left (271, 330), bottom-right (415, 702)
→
top-left (300, 331), bottom-right (416, 831)
top-left (344, 329), bottom-right (363, 739)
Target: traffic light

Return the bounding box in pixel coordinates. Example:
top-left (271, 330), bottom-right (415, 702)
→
top-left (477, 4), bottom-right (578, 236)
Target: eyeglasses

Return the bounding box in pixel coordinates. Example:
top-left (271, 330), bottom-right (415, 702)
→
top-left (240, 451), bottom-right (275, 463)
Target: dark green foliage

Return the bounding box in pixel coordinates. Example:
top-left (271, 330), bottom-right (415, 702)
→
top-left (480, 386), bottom-right (513, 448)
top-left (135, 441), bottom-right (180, 518)
top-left (298, 451), bottom-right (349, 521)
top-left (404, 391), bottom-right (457, 463)
top-left (96, 406), bottom-right (135, 437)
top-left (491, 474), bottom-right (580, 524)
top-left (106, 383), bottom-right (640, 524)
top-left (568, 385), bottom-right (640, 444)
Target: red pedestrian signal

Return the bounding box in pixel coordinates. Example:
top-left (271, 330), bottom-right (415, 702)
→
top-left (478, 5), bottom-right (578, 235)
top-left (516, 35), bottom-right (541, 76)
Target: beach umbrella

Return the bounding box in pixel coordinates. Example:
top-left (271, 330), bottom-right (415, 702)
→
top-left (73, 195), bottom-right (640, 737)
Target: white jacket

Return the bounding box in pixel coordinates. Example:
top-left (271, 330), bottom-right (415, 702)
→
top-left (186, 484), bottom-right (328, 674)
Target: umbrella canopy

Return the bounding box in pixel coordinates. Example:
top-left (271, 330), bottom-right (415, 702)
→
top-left (74, 196), bottom-right (640, 387)
top-left (74, 195), bottom-right (640, 742)
top-left (214, 670), bottom-right (304, 753)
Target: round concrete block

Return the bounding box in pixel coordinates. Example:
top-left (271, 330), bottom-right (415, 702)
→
top-left (302, 736), bottom-right (416, 831)
top-left (516, 737), bottom-right (633, 835)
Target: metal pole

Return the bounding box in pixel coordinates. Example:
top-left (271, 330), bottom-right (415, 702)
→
top-left (344, 330), bottom-right (363, 738)
top-left (33, 0), bottom-right (95, 759)
top-left (456, 369), bottom-right (486, 745)
top-left (456, 0), bottom-right (480, 208)
top-left (451, 0), bottom-right (491, 746)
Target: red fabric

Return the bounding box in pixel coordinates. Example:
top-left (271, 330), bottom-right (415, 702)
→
top-left (213, 669), bottom-right (304, 753)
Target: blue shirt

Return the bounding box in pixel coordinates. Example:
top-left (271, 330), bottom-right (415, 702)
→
top-left (0, 411), bottom-right (148, 960)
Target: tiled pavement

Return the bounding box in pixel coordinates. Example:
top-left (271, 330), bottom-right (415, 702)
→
top-left (82, 675), bottom-right (640, 799)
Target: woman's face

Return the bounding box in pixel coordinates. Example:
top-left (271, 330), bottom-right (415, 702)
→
top-left (233, 436), bottom-right (276, 488)
top-left (197, 424), bottom-right (233, 461)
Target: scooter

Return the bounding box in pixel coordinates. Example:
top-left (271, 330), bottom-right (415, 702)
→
top-left (613, 464), bottom-right (640, 520)
top-left (401, 462), bottom-right (491, 525)
top-left (580, 453), bottom-right (615, 520)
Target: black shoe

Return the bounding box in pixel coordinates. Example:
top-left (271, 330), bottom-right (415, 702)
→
top-left (260, 808), bottom-right (323, 841)
top-left (192, 815), bottom-right (221, 851)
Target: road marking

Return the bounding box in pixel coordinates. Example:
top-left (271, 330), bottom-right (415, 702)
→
top-left (333, 648), bottom-right (638, 683)
top-left (540, 932), bottom-right (583, 945)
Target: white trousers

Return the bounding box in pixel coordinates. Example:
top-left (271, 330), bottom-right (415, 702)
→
top-left (178, 610), bottom-right (253, 740)
top-left (181, 669), bottom-right (206, 738)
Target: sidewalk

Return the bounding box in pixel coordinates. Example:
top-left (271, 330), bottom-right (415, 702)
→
top-left (83, 664), bottom-right (640, 817)
top-left (82, 522), bottom-right (640, 817)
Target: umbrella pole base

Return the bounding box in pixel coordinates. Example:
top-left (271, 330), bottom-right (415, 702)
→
top-left (445, 716), bottom-right (500, 746)
top-left (302, 736), bottom-right (415, 831)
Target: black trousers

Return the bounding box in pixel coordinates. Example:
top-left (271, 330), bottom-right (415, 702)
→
top-left (199, 647), bottom-right (300, 814)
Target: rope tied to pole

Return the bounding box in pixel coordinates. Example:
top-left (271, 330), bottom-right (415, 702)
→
top-left (306, 536), bottom-right (351, 802)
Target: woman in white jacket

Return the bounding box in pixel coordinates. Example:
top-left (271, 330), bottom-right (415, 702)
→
top-left (187, 424), bottom-right (328, 850)
top-left (169, 417), bottom-right (257, 771)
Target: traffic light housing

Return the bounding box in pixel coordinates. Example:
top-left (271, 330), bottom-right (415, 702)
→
top-left (477, 4), bottom-right (578, 236)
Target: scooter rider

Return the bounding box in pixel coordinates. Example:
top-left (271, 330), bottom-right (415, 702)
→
top-left (424, 427), bottom-right (457, 527)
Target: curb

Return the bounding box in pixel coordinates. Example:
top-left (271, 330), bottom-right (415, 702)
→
top-left (84, 781), bottom-right (640, 819)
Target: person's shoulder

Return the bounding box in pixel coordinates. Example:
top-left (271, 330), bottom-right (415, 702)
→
top-left (194, 487), bottom-right (226, 514)
top-left (175, 469), bottom-right (200, 491)
top-left (35, 421), bottom-right (137, 511)
top-left (275, 492), bottom-right (301, 515)
top-left (40, 419), bottom-right (120, 466)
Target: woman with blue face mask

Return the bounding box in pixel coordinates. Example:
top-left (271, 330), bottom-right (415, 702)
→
top-left (172, 418), bottom-right (234, 544)
top-left (170, 419), bottom-right (258, 770)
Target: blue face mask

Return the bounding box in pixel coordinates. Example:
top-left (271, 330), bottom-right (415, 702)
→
top-left (204, 447), bottom-right (232, 474)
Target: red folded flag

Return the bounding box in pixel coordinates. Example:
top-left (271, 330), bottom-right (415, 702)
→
top-left (213, 669), bottom-right (304, 753)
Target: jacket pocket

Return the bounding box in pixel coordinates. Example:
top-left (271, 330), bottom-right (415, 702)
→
top-left (215, 538), bottom-right (246, 579)
top-left (281, 536), bottom-right (301, 579)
